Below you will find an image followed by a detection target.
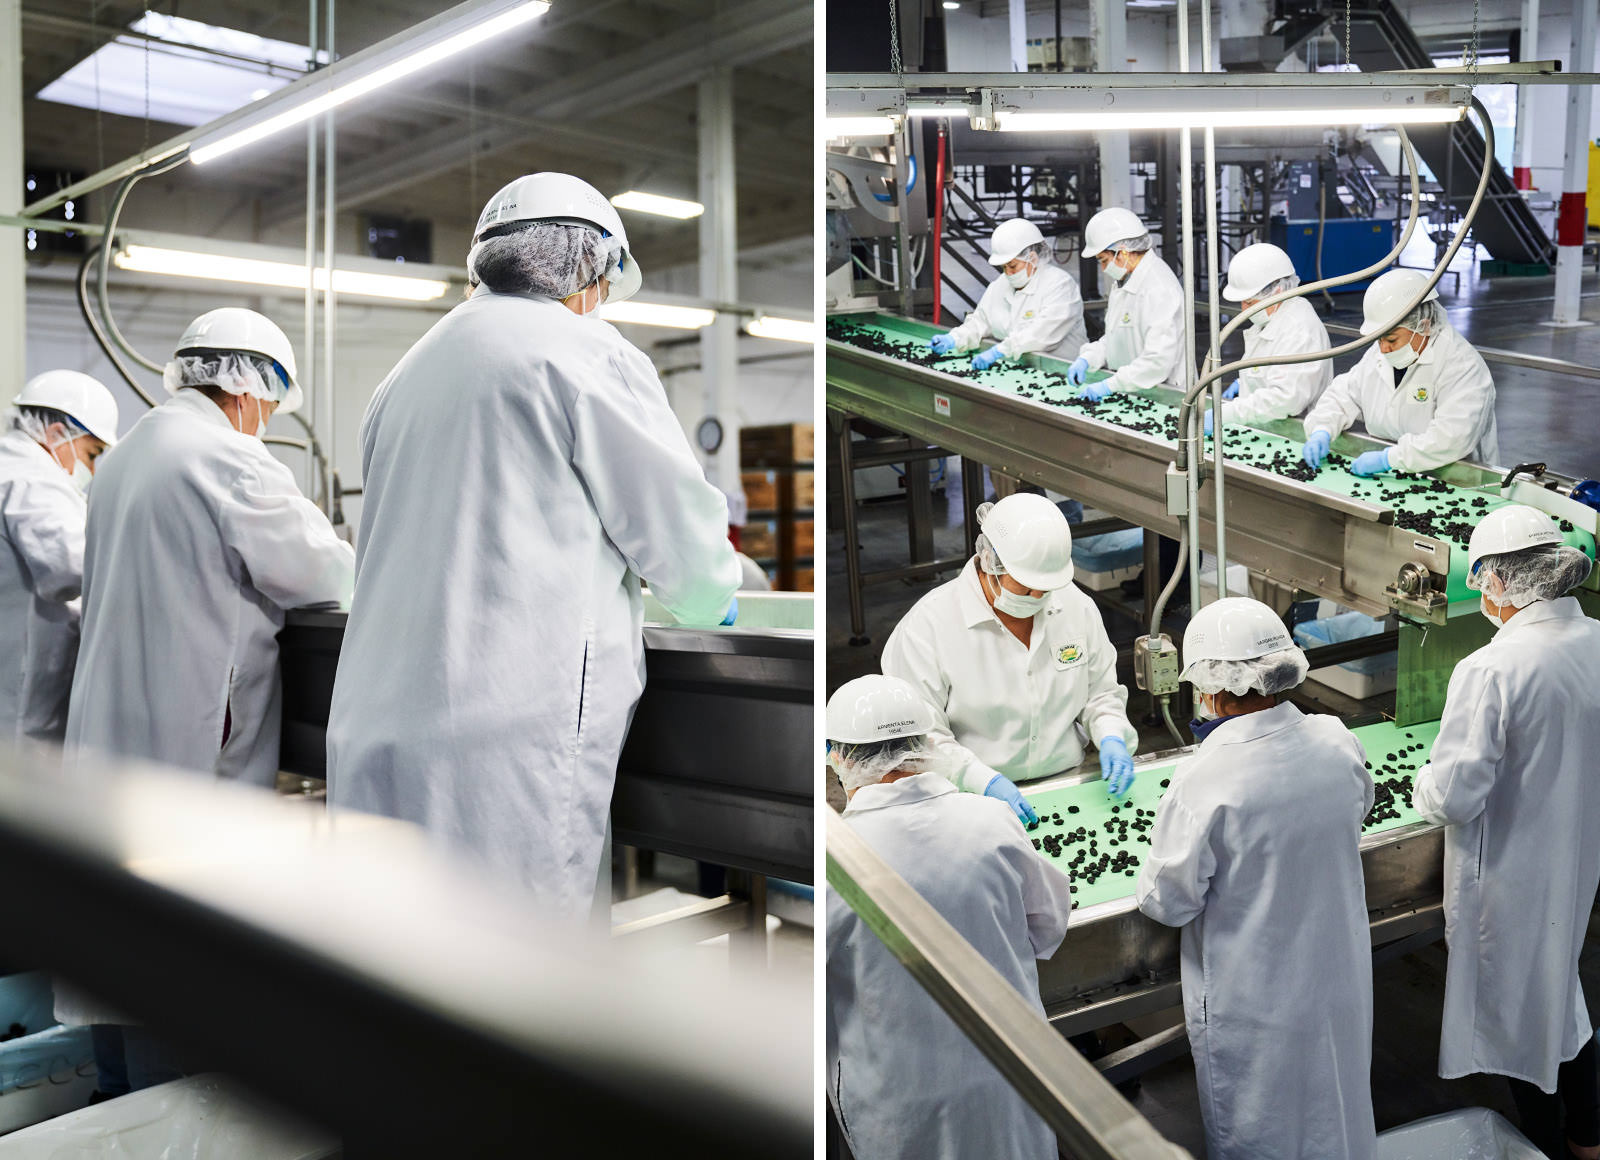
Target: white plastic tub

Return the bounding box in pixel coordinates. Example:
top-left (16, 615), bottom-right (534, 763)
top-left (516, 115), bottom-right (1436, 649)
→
top-left (1376, 1108), bottom-right (1542, 1160)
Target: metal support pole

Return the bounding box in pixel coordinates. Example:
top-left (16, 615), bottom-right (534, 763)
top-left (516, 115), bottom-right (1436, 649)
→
top-left (906, 455), bottom-right (935, 566)
top-left (0, 0), bottom-right (22, 396)
top-left (699, 70), bottom-right (741, 497)
top-left (1177, 0), bottom-right (1203, 612)
top-left (894, 120), bottom-right (915, 319)
top-left (1091, 0), bottom-right (1131, 264)
top-left (1552, 0), bottom-right (1596, 327)
top-left (1512, 0), bottom-right (1541, 189)
top-left (1201, 0), bottom-right (1226, 595)
top-left (960, 455), bottom-right (984, 556)
top-left (319, 0), bottom-right (337, 512)
top-left (832, 410), bottom-right (870, 647)
top-left (302, 0), bottom-right (319, 502)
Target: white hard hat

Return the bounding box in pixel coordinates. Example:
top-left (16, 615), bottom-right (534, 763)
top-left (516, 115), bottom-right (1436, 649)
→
top-left (987, 218), bottom-right (1046, 267)
top-left (981, 492), bottom-right (1075, 591)
top-left (1467, 505), bottom-right (1564, 575)
top-left (474, 172), bottom-right (642, 303)
top-left (1360, 269), bottom-right (1439, 337)
top-left (825, 675), bottom-right (934, 745)
top-left (1223, 243), bottom-right (1297, 303)
top-left (14, 370), bottom-right (120, 446)
top-left (1182, 597), bottom-right (1294, 669)
top-left (174, 308), bottom-right (302, 415)
top-left (1083, 207), bottom-right (1147, 258)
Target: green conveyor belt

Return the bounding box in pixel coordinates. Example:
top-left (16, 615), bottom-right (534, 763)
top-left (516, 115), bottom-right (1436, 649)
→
top-left (1019, 718), bottom-right (1440, 911)
top-left (828, 314), bottom-right (1596, 603)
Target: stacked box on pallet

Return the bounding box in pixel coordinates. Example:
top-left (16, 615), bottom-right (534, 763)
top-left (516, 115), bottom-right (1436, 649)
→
top-left (739, 424), bottom-right (814, 591)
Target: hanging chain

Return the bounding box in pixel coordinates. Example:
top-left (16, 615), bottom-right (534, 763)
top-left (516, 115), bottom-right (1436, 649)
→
top-left (1344, 0), bottom-right (1352, 70)
top-left (888, 0), bottom-right (902, 77)
top-left (1465, 0), bottom-right (1481, 89)
top-left (89, 0), bottom-right (104, 173)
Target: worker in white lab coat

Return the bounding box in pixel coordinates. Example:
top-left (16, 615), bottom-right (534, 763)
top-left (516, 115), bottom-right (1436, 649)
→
top-left (326, 173), bottom-right (740, 924)
top-left (66, 308), bottom-right (351, 786)
top-left (1412, 505), bottom-right (1600, 1158)
top-left (0, 372), bottom-right (119, 746)
top-left (825, 674), bottom-right (1072, 1160)
top-left (928, 218), bottom-right (1087, 370)
top-left (881, 492), bottom-right (1138, 827)
top-left (1136, 597), bottom-right (1375, 1160)
top-left (1065, 206), bottom-right (1188, 399)
top-left (1302, 268), bottom-right (1498, 476)
top-left (1202, 242), bottom-right (1332, 435)
top-left (60, 308), bottom-right (351, 1090)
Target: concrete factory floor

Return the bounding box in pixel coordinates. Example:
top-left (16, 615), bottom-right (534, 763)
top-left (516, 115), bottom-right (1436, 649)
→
top-left (824, 262), bottom-right (1600, 1152)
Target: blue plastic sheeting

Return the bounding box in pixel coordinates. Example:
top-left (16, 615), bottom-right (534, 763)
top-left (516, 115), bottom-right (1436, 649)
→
top-left (0, 1024), bottom-right (93, 1096)
top-left (1294, 611), bottom-right (1397, 676)
top-left (1072, 529), bottom-right (1145, 574)
top-left (0, 973), bottom-right (57, 1041)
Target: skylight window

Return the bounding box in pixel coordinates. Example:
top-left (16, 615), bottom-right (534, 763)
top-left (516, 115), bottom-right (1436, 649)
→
top-left (37, 12), bottom-right (326, 128)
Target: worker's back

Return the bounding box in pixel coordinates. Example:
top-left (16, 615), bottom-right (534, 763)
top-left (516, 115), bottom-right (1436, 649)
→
top-left (827, 771), bottom-right (1069, 1160)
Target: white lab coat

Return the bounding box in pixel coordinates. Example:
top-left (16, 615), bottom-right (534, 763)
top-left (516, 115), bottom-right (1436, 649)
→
top-left (65, 390), bottom-right (353, 787)
top-left (1136, 702), bottom-right (1376, 1160)
top-left (0, 429), bottom-right (86, 744)
top-left (1221, 295), bottom-right (1333, 427)
top-left (881, 558), bottom-right (1136, 793)
top-left (1301, 321), bottom-right (1498, 472)
top-left (827, 772), bottom-right (1072, 1160)
top-left (1412, 597), bottom-right (1600, 1092)
top-left (1078, 252), bottom-right (1188, 392)
top-left (946, 263), bottom-right (1087, 361)
top-left (325, 290), bottom-right (740, 924)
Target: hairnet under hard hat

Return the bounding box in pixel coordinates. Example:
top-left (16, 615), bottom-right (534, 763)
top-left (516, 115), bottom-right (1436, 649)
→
top-left (1467, 544), bottom-right (1594, 609)
top-left (1254, 274), bottom-right (1300, 300)
top-left (467, 221), bottom-right (612, 301)
top-left (11, 406), bottom-right (87, 445)
top-left (828, 736), bottom-right (945, 795)
top-left (162, 353), bottom-right (287, 404)
top-left (1398, 298), bottom-right (1443, 337)
top-left (1110, 233), bottom-right (1153, 254)
top-left (1185, 647), bottom-right (1310, 697)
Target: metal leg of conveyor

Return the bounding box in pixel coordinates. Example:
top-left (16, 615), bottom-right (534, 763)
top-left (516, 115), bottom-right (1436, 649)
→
top-left (731, 870), bottom-right (769, 971)
top-left (905, 452), bottom-right (935, 566)
top-left (832, 408), bottom-right (870, 645)
top-left (960, 456), bottom-right (984, 555)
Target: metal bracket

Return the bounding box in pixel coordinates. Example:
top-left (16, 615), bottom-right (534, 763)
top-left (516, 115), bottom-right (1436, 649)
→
top-left (972, 88), bottom-right (1000, 132)
top-left (1385, 561), bottom-right (1449, 626)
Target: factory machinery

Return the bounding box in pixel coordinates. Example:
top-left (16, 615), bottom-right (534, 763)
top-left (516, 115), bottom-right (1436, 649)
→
top-left (277, 591), bottom-right (814, 939)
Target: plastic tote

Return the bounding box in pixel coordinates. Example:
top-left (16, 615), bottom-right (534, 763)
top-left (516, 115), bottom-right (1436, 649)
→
top-left (1376, 1108), bottom-right (1543, 1160)
top-left (0, 973), bottom-right (94, 1134)
top-left (0, 1074), bottom-right (338, 1158)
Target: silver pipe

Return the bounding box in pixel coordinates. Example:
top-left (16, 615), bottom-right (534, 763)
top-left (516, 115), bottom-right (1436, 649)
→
top-left (1200, 0), bottom-right (1224, 596)
top-left (320, 0), bottom-right (337, 517)
top-left (303, 0), bottom-right (319, 506)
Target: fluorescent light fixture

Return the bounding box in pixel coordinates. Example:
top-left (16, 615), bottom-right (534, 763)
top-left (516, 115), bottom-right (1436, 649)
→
top-left (744, 315), bottom-right (816, 344)
top-left (114, 245), bottom-right (449, 301)
top-left (598, 302), bottom-right (717, 329)
top-left (38, 11), bottom-right (316, 128)
top-left (824, 115), bottom-right (899, 138)
top-left (610, 190), bottom-right (705, 219)
top-left (908, 102), bottom-right (968, 118)
top-left (190, 0), bottom-right (549, 165)
top-left (989, 85), bottom-right (1468, 132)
top-left (943, 2), bottom-right (960, 8)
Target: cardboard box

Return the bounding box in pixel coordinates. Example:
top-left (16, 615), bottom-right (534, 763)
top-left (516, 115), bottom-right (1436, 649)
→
top-left (790, 567), bottom-right (814, 592)
top-left (741, 520), bottom-right (778, 560)
top-left (741, 469), bottom-right (815, 514)
top-left (791, 518), bottom-right (815, 558)
top-left (741, 470), bottom-right (779, 513)
top-left (740, 423), bottom-right (814, 467)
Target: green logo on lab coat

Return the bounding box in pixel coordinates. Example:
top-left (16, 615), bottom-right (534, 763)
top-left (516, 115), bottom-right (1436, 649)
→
top-left (1413, 386), bottom-right (1429, 402)
top-left (1058, 645), bottom-right (1080, 664)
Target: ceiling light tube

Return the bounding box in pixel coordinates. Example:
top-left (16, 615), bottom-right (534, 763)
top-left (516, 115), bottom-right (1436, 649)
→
top-left (996, 106), bottom-right (1464, 131)
top-left (744, 315), bottom-right (815, 344)
top-left (598, 302), bottom-right (717, 329)
top-left (114, 244), bottom-right (449, 301)
top-left (189, 0), bottom-right (549, 166)
top-left (610, 190), bottom-right (706, 219)
top-left (823, 115), bottom-right (900, 139)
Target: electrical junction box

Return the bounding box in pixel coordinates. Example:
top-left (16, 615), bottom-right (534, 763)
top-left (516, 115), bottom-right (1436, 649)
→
top-left (1135, 634), bottom-right (1181, 696)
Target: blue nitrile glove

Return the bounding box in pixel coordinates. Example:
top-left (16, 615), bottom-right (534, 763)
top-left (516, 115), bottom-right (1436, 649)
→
top-left (1350, 448), bottom-right (1392, 477)
top-left (721, 596), bottom-right (739, 626)
top-left (1302, 429), bottom-right (1332, 470)
top-left (1099, 737), bottom-right (1135, 796)
top-left (1221, 381), bottom-right (1240, 400)
top-left (1080, 380), bottom-right (1113, 403)
top-left (984, 773), bottom-right (1040, 829)
top-left (929, 333), bottom-right (958, 355)
top-left (971, 346), bottom-right (1005, 372)
top-left (1065, 357), bottom-right (1091, 386)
